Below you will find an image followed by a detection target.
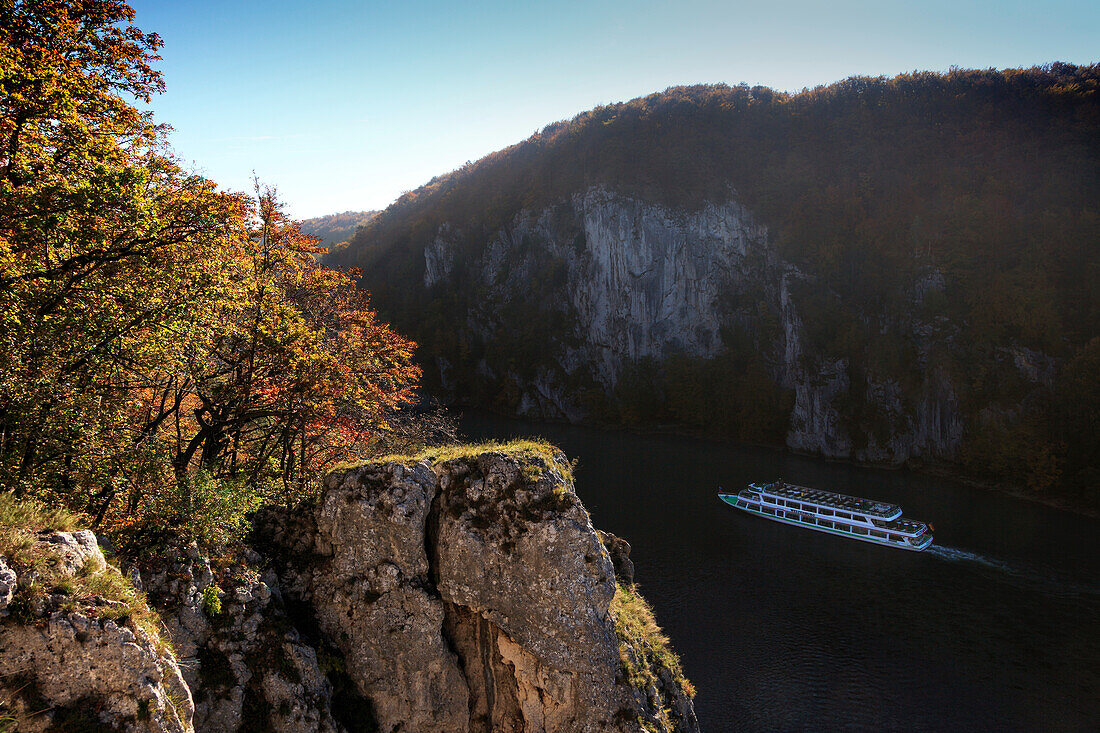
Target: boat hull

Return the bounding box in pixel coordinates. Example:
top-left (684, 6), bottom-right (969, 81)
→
top-left (719, 492), bottom-right (933, 552)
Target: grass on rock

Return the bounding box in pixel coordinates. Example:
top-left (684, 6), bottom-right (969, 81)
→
top-left (337, 438), bottom-right (575, 484)
top-left (610, 581), bottom-right (695, 702)
top-left (0, 491), bottom-right (168, 651)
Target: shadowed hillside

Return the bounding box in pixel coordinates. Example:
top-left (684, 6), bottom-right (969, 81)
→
top-left (331, 64), bottom-right (1100, 505)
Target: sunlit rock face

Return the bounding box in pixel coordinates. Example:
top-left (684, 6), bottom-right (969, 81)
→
top-left (0, 532), bottom-right (193, 733)
top-left (259, 449), bottom-right (699, 733)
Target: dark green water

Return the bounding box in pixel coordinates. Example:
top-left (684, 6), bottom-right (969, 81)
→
top-left (461, 411), bottom-right (1100, 732)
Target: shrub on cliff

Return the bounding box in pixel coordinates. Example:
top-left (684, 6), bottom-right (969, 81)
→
top-left (610, 581), bottom-right (693, 694)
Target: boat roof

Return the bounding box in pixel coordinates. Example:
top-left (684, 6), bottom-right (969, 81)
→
top-left (759, 481), bottom-right (901, 518)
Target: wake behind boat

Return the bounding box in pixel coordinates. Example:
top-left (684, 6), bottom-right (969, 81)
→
top-left (719, 480), bottom-right (934, 551)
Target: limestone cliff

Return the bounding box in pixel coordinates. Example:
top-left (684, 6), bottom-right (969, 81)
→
top-left (423, 187), bottom-right (777, 421)
top-left (256, 443), bottom-right (698, 733)
top-left (416, 186), bottom-right (974, 466)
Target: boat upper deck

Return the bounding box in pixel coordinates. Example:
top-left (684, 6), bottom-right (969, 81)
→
top-left (883, 518), bottom-right (927, 534)
top-left (755, 481), bottom-right (901, 519)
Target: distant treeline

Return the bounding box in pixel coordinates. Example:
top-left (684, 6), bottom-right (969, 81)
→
top-left (300, 210), bottom-right (378, 251)
top-left (331, 65), bottom-right (1100, 503)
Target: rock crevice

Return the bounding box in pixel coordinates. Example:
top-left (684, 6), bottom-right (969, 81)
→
top-left (258, 447), bottom-right (698, 733)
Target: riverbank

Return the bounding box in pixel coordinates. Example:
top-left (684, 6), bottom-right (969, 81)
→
top-left (448, 403), bottom-right (1100, 519)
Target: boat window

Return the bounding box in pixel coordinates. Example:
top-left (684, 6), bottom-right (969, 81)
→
top-left (854, 526), bottom-right (868, 534)
top-left (836, 511), bottom-right (850, 519)
top-left (821, 509), bottom-right (833, 516)
top-left (871, 530), bottom-right (885, 538)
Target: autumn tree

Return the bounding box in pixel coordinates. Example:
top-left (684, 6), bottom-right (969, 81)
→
top-left (169, 183), bottom-right (420, 503)
top-left (1, 1), bottom-right (427, 535)
top-left (0, 0), bottom-right (246, 503)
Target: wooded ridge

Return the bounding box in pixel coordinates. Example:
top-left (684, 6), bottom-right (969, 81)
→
top-left (333, 65), bottom-right (1100, 505)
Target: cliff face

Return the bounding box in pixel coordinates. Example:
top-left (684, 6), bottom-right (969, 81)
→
top-left (259, 445), bottom-right (698, 733)
top-left (3, 445), bottom-right (695, 732)
top-left (427, 187), bottom-right (775, 411)
top-left (420, 186), bottom-right (972, 465)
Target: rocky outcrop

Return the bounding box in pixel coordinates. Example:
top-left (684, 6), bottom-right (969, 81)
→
top-left (140, 544), bottom-right (344, 733)
top-left (258, 445), bottom-right (698, 733)
top-left (310, 459), bottom-right (469, 731)
top-left (2, 444), bottom-right (696, 732)
top-left (0, 532), bottom-right (192, 733)
top-left (598, 530), bottom-right (635, 587)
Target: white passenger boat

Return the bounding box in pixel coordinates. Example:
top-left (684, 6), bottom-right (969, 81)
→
top-left (718, 480), bottom-right (933, 551)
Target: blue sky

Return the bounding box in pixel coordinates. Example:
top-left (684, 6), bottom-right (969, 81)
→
top-left (130, 0), bottom-right (1099, 218)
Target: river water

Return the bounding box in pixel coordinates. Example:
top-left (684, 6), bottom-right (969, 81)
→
top-left (461, 411), bottom-right (1100, 732)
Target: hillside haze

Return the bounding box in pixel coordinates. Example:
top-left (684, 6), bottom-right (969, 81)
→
top-left (300, 209), bottom-right (378, 251)
top-left (330, 64), bottom-right (1100, 503)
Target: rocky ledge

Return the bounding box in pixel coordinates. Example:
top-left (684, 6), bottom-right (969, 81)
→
top-left (0, 530), bottom-right (193, 732)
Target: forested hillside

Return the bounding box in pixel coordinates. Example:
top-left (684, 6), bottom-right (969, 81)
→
top-left (331, 65), bottom-right (1100, 504)
top-left (299, 209), bottom-right (377, 251)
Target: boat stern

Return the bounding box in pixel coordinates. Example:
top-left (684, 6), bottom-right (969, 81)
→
top-left (908, 532), bottom-right (934, 551)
